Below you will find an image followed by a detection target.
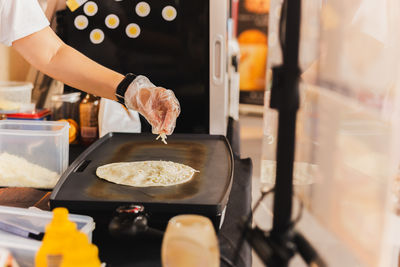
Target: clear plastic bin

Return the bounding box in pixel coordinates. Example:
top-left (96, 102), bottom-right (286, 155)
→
top-left (0, 120), bottom-right (69, 188)
top-left (0, 206), bottom-right (95, 267)
top-left (0, 82), bottom-right (33, 113)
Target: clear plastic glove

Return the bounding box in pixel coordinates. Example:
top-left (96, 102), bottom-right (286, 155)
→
top-left (124, 75), bottom-right (180, 135)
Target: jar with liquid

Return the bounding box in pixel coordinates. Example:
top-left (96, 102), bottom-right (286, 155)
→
top-left (52, 93), bottom-right (81, 144)
top-left (79, 94), bottom-right (100, 146)
top-left (162, 215), bottom-right (220, 267)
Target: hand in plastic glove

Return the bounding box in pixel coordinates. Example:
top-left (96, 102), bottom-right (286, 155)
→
top-left (124, 75), bottom-right (180, 135)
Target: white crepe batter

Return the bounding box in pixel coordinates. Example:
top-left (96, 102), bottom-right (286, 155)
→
top-left (96, 160), bottom-right (199, 187)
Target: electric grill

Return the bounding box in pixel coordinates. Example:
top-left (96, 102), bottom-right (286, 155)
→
top-left (50, 133), bottom-right (234, 231)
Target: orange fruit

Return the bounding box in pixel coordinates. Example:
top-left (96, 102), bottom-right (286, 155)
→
top-left (58, 119), bottom-right (78, 143)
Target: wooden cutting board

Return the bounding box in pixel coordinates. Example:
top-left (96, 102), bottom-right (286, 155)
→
top-left (0, 188), bottom-right (51, 210)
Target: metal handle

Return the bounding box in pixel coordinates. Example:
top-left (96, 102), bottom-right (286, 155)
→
top-left (74, 159), bottom-right (91, 172)
top-left (213, 35), bottom-right (224, 85)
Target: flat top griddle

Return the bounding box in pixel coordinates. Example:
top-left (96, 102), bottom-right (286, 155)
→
top-left (50, 133), bottom-right (233, 214)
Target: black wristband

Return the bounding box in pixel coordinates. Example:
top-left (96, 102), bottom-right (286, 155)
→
top-left (115, 73), bottom-right (136, 106)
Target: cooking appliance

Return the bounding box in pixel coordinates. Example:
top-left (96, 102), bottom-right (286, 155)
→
top-left (50, 133), bottom-right (234, 231)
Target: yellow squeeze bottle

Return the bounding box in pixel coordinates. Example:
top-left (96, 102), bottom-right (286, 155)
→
top-left (35, 208), bottom-right (77, 267)
top-left (60, 232), bottom-right (101, 267)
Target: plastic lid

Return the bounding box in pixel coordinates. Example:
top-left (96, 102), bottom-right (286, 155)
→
top-left (6, 109), bottom-right (51, 119)
top-left (52, 93), bottom-right (81, 103)
top-left (0, 81), bottom-right (33, 91)
top-left (0, 205), bottom-right (95, 251)
top-left (0, 120), bottom-right (69, 134)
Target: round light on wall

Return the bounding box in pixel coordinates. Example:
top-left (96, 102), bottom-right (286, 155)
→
top-left (84, 1), bottom-right (98, 16)
top-left (136, 2), bottom-right (151, 17)
top-left (162, 6), bottom-right (177, 21)
top-left (90, 29), bottom-right (105, 44)
top-left (74, 15), bottom-right (88, 30)
top-left (126, 23), bottom-right (141, 38)
top-left (105, 14), bottom-right (120, 29)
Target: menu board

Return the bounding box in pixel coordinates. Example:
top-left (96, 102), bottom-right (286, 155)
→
top-left (237, 0), bottom-right (269, 105)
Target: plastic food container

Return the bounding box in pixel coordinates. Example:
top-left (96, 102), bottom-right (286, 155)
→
top-left (0, 206), bottom-right (95, 267)
top-left (0, 120), bottom-right (69, 188)
top-left (0, 82), bottom-right (33, 113)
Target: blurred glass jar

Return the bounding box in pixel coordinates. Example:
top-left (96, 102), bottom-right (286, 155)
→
top-left (162, 215), bottom-right (220, 267)
top-left (79, 94), bottom-right (100, 146)
top-left (51, 93), bottom-right (81, 122)
top-left (51, 93), bottom-right (81, 144)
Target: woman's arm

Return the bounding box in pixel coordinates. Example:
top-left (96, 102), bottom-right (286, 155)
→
top-left (12, 26), bottom-right (180, 135)
top-left (12, 26), bottom-right (123, 101)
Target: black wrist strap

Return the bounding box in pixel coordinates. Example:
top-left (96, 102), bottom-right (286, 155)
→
top-left (115, 73), bottom-right (136, 106)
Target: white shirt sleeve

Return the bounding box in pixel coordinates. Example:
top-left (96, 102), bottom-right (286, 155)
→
top-left (0, 0), bottom-right (50, 46)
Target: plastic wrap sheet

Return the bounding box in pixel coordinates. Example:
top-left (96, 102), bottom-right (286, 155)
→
top-left (262, 0), bottom-right (400, 266)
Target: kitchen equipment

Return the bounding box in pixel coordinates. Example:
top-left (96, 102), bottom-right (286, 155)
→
top-left (0, 120), bottom-right (69, 188)
top-left (57, 0), bottom-right (228, 134)
top-left (0, 205), bottom-right (95, 267)
top-left (0, 82), bottom-right (33, 113)
top-left (50, 133), bottom-right (234, 231)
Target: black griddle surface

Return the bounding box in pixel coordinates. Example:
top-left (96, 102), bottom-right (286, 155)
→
top-left (51, 133), bottom-right (233, 214)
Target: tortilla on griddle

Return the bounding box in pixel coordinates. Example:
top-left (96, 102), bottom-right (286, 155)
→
top-left (96, 161), bottom-right (199, 187)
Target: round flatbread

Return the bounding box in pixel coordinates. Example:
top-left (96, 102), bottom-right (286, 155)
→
top-left (96, 161), bottom-right (199, 187)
